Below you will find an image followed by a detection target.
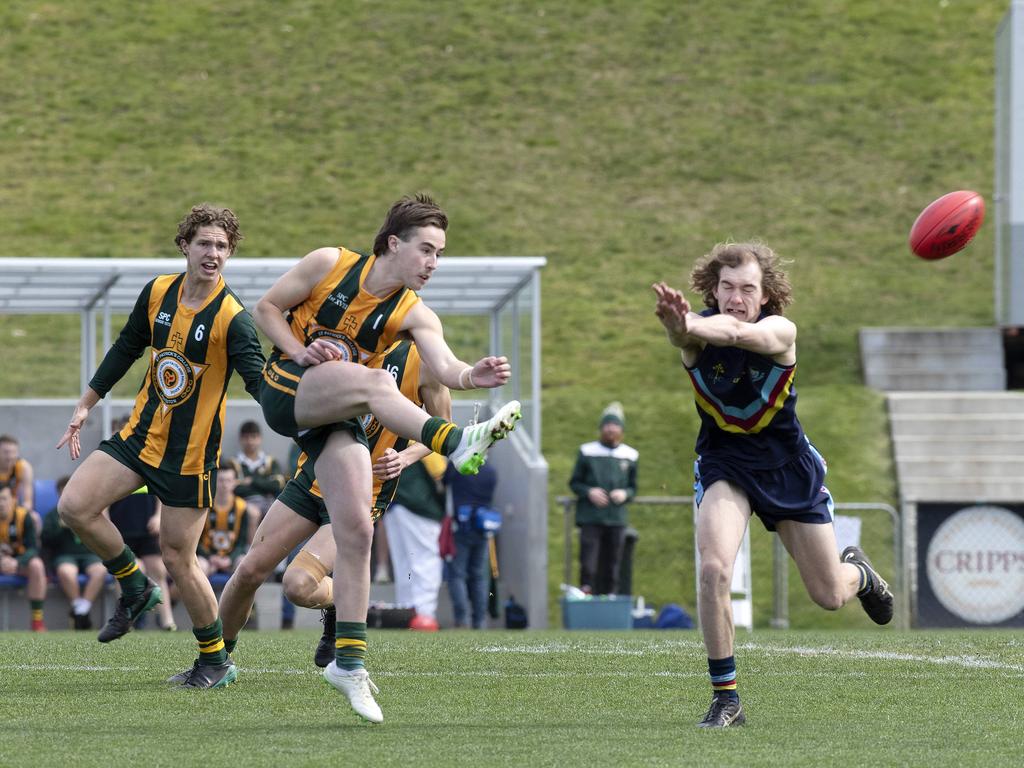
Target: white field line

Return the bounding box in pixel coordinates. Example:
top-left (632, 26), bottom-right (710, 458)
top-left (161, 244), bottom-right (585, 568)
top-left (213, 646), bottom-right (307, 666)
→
top-left (0, 663), bottom-right (702, 679)
top-left (735, 642), bottom-right (1024, 672)
top-left (3, 639), bottom-right (1023, 677)
top-left (0, 664), bottom-right (916, 680)
top-left (474, 639), bottom-right (1024, 673)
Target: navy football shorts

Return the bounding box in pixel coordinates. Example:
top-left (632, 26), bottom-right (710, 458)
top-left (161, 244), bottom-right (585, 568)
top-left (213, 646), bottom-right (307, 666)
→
top-left (694, 442), bottom-right (834, 531)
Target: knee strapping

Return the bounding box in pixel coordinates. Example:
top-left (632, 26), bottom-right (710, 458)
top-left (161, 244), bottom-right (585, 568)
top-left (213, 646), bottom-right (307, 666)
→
top-left (285, 549), bottom-right (333, 608)
top-left (288, 549), bottom-right (330, 583)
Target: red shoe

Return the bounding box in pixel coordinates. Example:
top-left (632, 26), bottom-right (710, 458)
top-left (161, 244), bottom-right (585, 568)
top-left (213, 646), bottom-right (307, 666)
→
top-left (408, 614), bottom-right (439, 632)
top-left (31, 619), bottom-right (47, 632)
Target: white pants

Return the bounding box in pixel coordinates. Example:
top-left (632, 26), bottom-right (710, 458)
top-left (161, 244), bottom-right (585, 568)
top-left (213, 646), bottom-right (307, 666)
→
top-left (383, 504), bottom-right (443, 619)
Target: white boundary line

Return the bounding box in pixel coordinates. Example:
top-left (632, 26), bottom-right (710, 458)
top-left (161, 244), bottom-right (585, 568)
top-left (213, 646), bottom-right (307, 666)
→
top-left (0, 663), bottom-right (704, 679)
top-left (473, 639), bottom-right (1024, 673)
top-left (3, 639), bottom-right (1022, 677)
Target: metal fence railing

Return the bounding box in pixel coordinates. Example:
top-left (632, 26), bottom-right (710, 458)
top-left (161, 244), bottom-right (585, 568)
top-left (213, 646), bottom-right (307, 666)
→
top-left (557, 496), bottom-right (905, 630)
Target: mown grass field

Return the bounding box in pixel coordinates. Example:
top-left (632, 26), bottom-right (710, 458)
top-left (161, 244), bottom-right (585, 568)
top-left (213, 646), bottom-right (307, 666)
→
top-left (0, 1), bottom-right (1006, 625)
top-left (1, 628), bottom-right (1021, 767)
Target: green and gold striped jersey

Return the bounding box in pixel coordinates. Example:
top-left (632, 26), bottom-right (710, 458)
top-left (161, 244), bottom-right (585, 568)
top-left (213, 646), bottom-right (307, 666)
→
top-left (0, 505), bottom-right (35, 561)
top-left (0, 459), bottom-right (30, 502)
top-left (90, 273), bottom-right (265, 475)
top-left (199, 495), bottom-right (248, 558)
top-left (277, 247), bottom-right (420, 365)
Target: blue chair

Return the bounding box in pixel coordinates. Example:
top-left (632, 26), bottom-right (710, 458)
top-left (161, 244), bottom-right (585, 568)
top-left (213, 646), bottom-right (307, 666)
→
top-left (76, 572), bottom-right (114, 586)
top-left (208, 572), bottom-right (231, 591)
top-left (33, 478), bottom-right (59, 514)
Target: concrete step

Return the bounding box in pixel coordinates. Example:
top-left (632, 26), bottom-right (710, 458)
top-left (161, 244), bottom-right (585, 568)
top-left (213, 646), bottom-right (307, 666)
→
top-left (898, 478), bottom-right (1024, 503)
top-left (862, 349), bottom-right (1003, 375)
top-left (893, 436), bottom-right (1024, 458)
top-left (860, 327), bottom-right (1002, 353)
top-left (896, 457), bottom-right (1024, 479)
top-left (865, 370), bottom-right (1005, 391)
top-left (890, 414), bottom-right (1024, 437)
top-left (887, 392), bottom-right (1024, 416)
top-left (859, 326), bottom-right (1005, 392)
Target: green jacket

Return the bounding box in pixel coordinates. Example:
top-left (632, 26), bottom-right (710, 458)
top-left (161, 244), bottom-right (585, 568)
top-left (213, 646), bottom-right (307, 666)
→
top-left (234, 452), bottom-right (287, 499)
top-left (392, 460), bottom-right (446, 522)
top-left (41, 507), bottom-right (94, 558)
top-left (569, 441), bottom-right (638, 526)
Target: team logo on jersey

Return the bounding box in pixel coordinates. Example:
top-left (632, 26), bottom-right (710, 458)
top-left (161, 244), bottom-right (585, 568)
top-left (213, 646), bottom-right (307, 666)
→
top-left (152, 348), bottom-right (206, 414)
top-left (306, 325), bottom-right (360, 363)
top-left (327, 291), bottom-right (350, 309)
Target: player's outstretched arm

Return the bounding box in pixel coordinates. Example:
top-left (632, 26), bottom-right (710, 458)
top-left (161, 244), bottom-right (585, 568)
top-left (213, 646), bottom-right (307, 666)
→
top-left (59, 278), bottom-right (161, 458)
top-left (404, 303), bottom-right (510, 390)
top-left (653, 282), bottom-right (701, 350)
top-left (686, 313), bottom-right (796, 359)
top-left (227, 311), bottom-right (268, 402)
top-left (56, 388), bottom-right (101, 460)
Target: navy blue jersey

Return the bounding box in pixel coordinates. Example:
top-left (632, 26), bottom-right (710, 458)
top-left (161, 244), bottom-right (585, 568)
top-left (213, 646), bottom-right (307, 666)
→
top-left (685, 310), bottom-right (806, 469)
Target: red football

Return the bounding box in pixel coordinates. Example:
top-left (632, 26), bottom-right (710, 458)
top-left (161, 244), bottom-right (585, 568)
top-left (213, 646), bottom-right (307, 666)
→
top-left (909, 190), bottom-right (985, 260)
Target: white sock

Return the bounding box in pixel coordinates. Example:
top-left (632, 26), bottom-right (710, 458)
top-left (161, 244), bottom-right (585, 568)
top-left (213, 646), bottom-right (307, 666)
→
top-left (73, 598), bottom-right (92, 615)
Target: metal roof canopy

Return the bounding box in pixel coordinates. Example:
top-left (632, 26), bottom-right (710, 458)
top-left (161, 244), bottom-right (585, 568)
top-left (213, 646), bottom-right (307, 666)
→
top-left (0, 255), bottom-right (546, 454)
top-left (0, 256), bottom-right (543, 315)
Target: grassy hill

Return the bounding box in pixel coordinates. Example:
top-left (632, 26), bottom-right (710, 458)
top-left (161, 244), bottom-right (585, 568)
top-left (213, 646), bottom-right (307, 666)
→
top-left (0, 0), bottom-right (1004, 627)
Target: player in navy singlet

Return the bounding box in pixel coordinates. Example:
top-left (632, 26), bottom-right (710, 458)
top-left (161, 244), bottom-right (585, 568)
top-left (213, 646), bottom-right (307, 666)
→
top-left (653, 242), bottom-right (894, 729)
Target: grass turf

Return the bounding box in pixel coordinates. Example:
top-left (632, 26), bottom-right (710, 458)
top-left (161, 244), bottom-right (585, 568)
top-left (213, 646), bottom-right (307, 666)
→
top-left (1, 627), bottom-right (1020, 767)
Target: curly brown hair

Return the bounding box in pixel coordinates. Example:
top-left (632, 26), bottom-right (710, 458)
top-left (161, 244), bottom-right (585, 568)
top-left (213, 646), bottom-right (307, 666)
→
top-left (373, 194), bottom-right (448, 257)
top-left (174, 204), bottom-right (243, 253)
top-left (689, 242), bottom-right (793, 316)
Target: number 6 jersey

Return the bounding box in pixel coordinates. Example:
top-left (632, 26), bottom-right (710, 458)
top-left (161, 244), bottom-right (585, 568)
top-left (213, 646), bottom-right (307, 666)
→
top-left (89, 273), bottom-right (266, 475)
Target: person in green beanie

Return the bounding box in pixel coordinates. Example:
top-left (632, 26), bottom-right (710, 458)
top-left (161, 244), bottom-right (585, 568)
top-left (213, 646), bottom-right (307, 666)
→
top-left (568, 402), bottom-right (638, 595)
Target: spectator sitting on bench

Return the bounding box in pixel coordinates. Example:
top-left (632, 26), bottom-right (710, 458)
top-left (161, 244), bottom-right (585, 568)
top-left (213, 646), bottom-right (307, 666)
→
top-left (41, 476), bottom-right (107, 630)
top-left (197, 462), bottom-right (251, 577)
top-left (0, 484), bottom-right (47, 631)
top-left (233, 420), bottom-right (285, 534)
top-left (0, 434), bottom-right (38, 534)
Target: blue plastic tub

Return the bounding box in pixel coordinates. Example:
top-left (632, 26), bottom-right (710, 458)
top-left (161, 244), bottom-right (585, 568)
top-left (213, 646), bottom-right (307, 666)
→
top-left (561, 596), bottom-right (633, 630)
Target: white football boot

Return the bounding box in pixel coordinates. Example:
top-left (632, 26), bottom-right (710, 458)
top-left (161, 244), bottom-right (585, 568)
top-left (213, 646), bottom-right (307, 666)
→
top-left (448, 400), bottom-right (522, 475)
top-left (323, 662), bottom-right (384, 723)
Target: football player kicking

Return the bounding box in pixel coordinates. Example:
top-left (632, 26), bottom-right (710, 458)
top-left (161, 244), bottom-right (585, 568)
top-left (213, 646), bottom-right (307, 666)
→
top-left (250, 194), bottom-right (520, 720)
top-left (214, 338), bottom-right (451, 722)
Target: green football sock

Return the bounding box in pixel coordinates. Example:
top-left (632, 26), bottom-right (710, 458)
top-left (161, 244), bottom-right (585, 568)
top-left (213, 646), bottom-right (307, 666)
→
top-left (102, 546), bottom-right (147, 600)
top-left (194, 619), bottom-right (229, 666)
top-left (335, 621), bottom-right (367, 670)
top-left (421, 417), bottom-right (463, 455)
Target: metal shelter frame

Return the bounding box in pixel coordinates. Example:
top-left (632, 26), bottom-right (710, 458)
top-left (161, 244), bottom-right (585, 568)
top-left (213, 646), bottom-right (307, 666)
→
top-left (0, 255), bottom-right (546, 455)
